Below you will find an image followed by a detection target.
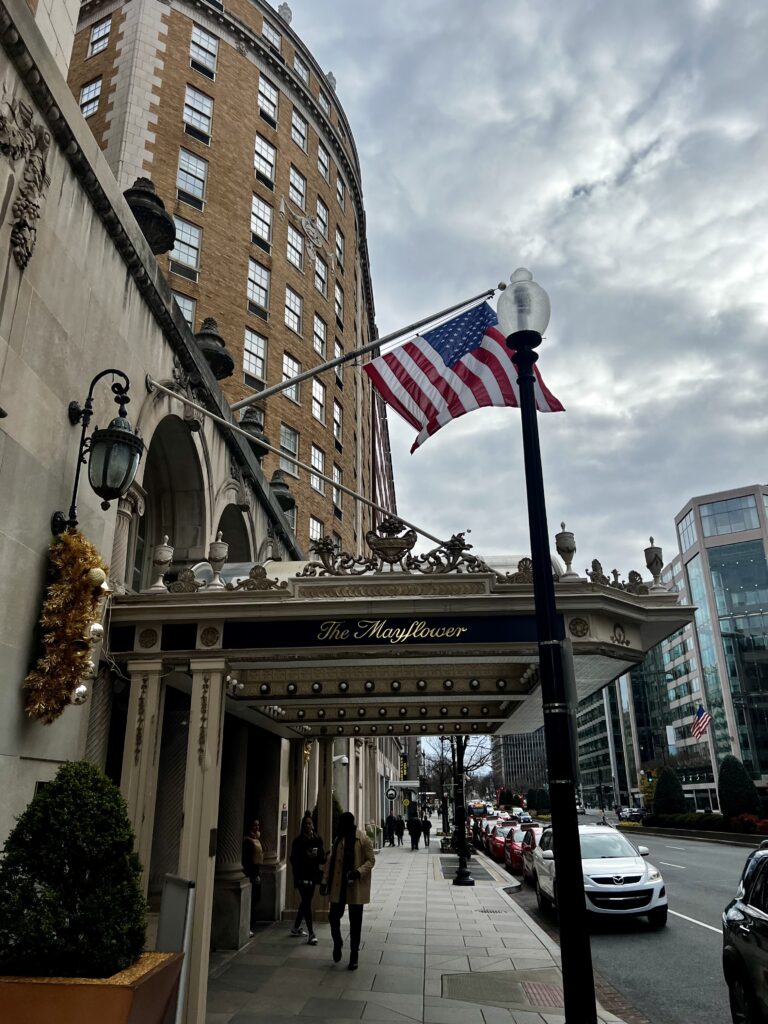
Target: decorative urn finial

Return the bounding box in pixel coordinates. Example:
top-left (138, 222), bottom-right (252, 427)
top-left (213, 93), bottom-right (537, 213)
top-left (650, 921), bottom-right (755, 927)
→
top-left (278, 2), bottom-right (292, 23)
top-left (123, 177), bottom-right (176, 255)
top-left (194, 317), bottom-right (235, 380)
top-left (240, 407), bottom-right (270, 462)
top-left (644, 536), bottom-right (666, 591)
top-left (555, 521), bottom-right (579, 580)
top-left (270, 469), bottom-right (296, 514)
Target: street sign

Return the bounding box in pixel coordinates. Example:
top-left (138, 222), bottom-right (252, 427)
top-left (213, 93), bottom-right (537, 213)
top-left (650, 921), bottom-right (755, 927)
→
top-left (386, 787), bottom-right (397, 801)
top-left (402, 799), bottom-right (410, 807)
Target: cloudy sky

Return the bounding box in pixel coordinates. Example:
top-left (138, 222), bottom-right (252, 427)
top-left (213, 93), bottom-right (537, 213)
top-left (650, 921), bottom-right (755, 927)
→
top-left (292, 0), bottom-right (768, 576)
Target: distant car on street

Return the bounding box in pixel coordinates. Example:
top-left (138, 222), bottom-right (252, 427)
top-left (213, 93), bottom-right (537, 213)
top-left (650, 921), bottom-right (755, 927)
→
top-left (627, 807), bottom-right (648, 821)
top-left (518, 811), bottom-right (533, 824)
top-left (576, 802), bottom-right (586, 815)
top-left (488, 824), bottom-right (514, 861)
top-left (723, 846), bottom-right (768, 1023)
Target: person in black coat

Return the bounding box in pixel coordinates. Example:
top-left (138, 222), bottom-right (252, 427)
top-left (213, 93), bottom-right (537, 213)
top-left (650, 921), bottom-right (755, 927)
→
top-left (289, 814), bottom-right (326, 944)
top-left (407, 815), bottom-right (423, 850)
top-left (385, 813), bottom-right (397, 846)
top-left (421, 815), bottom-right (432, 847)
top-left (395, 815), bottom-right (405, 846)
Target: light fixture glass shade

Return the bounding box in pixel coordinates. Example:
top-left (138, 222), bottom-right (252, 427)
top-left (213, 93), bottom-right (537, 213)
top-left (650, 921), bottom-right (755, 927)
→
top-left (496, 268), bottom-right (551, 336)
top-left (88, 415), bottom-right (144, 502)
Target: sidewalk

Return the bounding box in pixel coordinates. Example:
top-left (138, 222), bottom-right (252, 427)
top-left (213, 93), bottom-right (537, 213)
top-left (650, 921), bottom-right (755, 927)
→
top-left (206, 841), bottom-right (628, 1024)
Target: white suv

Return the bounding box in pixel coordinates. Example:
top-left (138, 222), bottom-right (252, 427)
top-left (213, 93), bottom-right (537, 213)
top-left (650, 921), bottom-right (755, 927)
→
top-left (532, 824), bottom-right (667, 928)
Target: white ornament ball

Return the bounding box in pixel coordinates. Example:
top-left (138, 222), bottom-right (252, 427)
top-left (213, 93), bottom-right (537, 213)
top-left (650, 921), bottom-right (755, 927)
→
top-left (73, 684), bottom-right (89, 705)
top-left (89, 622), bottom-right (104, 641)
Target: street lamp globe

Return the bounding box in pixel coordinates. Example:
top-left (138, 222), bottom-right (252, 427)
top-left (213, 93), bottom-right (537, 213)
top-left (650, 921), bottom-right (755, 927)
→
top-left (87, 411), bottom-right (143, 507)
top-left (496, 268), bottom-right (551, 337)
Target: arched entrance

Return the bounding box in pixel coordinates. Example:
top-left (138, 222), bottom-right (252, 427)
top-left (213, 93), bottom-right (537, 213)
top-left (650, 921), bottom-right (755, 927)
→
top-left (216, 504), bottom-right (252, 562)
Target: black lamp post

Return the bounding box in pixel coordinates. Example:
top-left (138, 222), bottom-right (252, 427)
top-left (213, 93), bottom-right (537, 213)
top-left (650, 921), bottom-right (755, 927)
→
top-left (497, 269), bottom-right (597, 1023)
top-left (51, 370), bottom-right (144, 535)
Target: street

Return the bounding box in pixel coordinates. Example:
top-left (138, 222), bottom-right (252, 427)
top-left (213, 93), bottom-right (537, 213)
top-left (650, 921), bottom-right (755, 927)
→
top-left (502, 824), bottom-right (752, 1024)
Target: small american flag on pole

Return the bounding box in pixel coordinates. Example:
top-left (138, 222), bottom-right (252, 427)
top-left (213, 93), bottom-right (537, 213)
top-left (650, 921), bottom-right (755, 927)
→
top-left (363, 302), bottom-right (564, 452)
top-left (691, 704), bottom-right (712, 739)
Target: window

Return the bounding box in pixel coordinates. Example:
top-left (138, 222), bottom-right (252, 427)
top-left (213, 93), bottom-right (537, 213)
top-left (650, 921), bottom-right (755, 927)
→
top-left (294, 53), bottom-right (309, 84)
top-left (184, 85), bottom-right (213, 143)
top-left (314, 256), bottom-right (328, 297)
top-left (284, 288), bottom-right (303, 335)
top-left (282, 352), bottom-right (301, 401)
top-left (243, 328), bottom-right (267, 388)
top-left (335, 227), bottom-right (345, 268)
top-left (310, 445), bottom-right (325, 493)
top-left (332, 531), bottom-right (342, 552)
top-left (262, 19), bottom-right (281, 51)
top-left (333, 400), bottom-right (343, 443)
top-left (318, 91), bottom-right (331, 116)
top-left (254, 134), bottom-right (276, 186)
top-left (309, 516), bottom-right (324, 543)
top-left (284, 504), bottom-right (297, 531)
top-left (677, 509), bottom-right (697, 552)
top-left (313, 314), bottom-right (327, 357)
top-left (88, 18), bottom-right (110, 57)
top-left (258, 75), bottom-right (279, 125)
top-left (169, 217), bottom-right (201, 280)
top-left (172, 292), bottom-right (196, 329)
top-left (316, 197), bottom-right (329, 238)
top-left (312, 379), bottom-right (326, 423)
top-left (336, 172), bottom-right (346, 208)
top-left (291, 108), bottom-right (308, 150)
top-left (332, 464), bottom-right (342, 508)
top-left (334, 282), bottom-right (344, 327)
top-left (286, 224), bottom-right (304, 270)
top-left (251, 195), bottom-right (272, 251)
top-left (190, 24), bottom-right (218, 78)
top-left (318, 141), bottom-right (330, 181)
top-left (700, 495), bottom-right (760, 538)
top-left (280, 423), bottom-right (299, 476)
top-left (334, 339), bottom-right (344, 382)
top-left (247, 259), bottom-right (270, 317)
top-left (79, 78), bottom-right (102, 118)
top-left (289, 165), bottom-right (306, 208)
top-left (177, 148), bottom-right (207, 207)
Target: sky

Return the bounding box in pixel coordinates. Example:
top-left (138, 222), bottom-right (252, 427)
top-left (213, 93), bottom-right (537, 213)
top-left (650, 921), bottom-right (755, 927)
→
top-left (290, 0), bottom-right (768, 577)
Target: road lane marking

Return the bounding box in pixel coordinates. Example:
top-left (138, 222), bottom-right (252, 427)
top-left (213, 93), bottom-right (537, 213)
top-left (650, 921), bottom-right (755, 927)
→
top-left (664, 845), bottom-right (686, 850)
top-left (659, 861), bottom-right (686, 869)
top-left (669, 910), bottom-right (721, 933)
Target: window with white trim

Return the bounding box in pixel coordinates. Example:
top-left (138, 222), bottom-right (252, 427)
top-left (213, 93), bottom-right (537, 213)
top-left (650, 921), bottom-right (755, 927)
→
top-left (173, 292), bottom-right (196, 329)
top-left (279, 423), bottom-right (299, 476)
top-left (190, 24), bottom-right (218, 77)
top-left (177, 148), bottom-right (207, 206)
top-left (170, 217), bottom-right (201, 272)
top-left (294, 53), bottom-right (309, 84)
top-left (310, 445), bottom-right (325, 493)
top-left (262, 19), bottom-right (281, 50)
top-left (284, 288), bottom-right (303, 336)
top-left (333, 400), bottom-right (343, 443)
top-left (309, 516), bottom-right (324, 542)
top-left (79, 78), bottom-right (102, 118)
top-left (314, 256), bottom-right (328, 297)
top-left (258, 75), bottom-right (278, 124)
top-left (247, 259), bottom-right (270, 315)
top-left (88, 18), bottom-right (111, 57)
top-left (318, 141), bottom-right (330, 181)
top-left (284, 504), bottom-right (297, 531)
top-left (312, 379), bottom-right (326, 423)
top-left (251, 195), bottom-right (272, 249)
top-left (243, 327), bottom-right (267, 387)
top-left (291, 108), bottom-right (308, 150)
top-left (313, 314), bottom-right (327, 358)
top-left (334, 339), bottom-right (343, 382)
top-left (282, 351), bottom-right (301, 401)
top-left (335, 226), bottom-right (345, 268)
top-left (336, 172), bottom-right (346, 208)
top-left (286, 224), bottom-right (304, 270)
top-left (318, 91), bottom-right (331, 116)
top-left (334, 282), bottom-right (344, 326)
top-left (332, 464), bottom-right (342, 508)
top-left (289, 165), bottom-right (306, 209)
top-left (184, 85), bottom-right (213, 142)
top-left (254, 134), bottom-right (276, 185)
top-left (315, 196), bottom-right (329, 238)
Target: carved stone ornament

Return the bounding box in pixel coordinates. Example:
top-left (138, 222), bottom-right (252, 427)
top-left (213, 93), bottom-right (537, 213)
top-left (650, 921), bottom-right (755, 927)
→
top-left (610, 623), bottom-right (631, 647)
top-left (198, 674), bottom-right (210, 766)
top-left (497, 557), bottom-right (535, 585)
top-left (138, 627), bottom-right (159, 649)
top-left (236, 40), bottom-right (248, 57)
top-left (168, 567), bottom-right (205, 593)
top-left (0, 90), bottom-right (52, 269)
top-left (586, 559), bottom-right (649, 595)
top-left (226, 564), bottom-right (288, 591)
top-left (200, 626), bottom-right (220, 647)
top-left (134, 675), bottom-right (148, 766)
top-left (568, 617), bottom-right (590, 639)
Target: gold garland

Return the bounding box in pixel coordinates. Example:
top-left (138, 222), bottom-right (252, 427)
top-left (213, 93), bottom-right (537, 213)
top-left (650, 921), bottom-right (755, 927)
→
top-left (24, 531), bottom-right (109, 723)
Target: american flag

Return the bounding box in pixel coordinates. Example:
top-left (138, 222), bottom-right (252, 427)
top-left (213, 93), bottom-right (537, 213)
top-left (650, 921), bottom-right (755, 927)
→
top-left (691, 704), bottom-right (712, 739)
top-left (363, 302), bottom-right (564, 452)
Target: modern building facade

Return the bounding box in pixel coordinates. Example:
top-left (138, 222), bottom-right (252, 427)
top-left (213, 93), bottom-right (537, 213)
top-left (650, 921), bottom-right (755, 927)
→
top-left (496, 728), bottom-right (548, 795)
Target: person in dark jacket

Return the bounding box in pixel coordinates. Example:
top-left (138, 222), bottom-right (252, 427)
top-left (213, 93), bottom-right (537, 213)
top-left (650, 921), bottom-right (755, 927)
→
top-left (289, 814), bottom-right (325, 944)
top-left (407, 815), bottom-right (423, 850)
top-left (421, 815), bottom-right (432, 847)
top-left (395, 815), bottom-right (405, 846)
top-left (385, 812), bottom-right (397, 846)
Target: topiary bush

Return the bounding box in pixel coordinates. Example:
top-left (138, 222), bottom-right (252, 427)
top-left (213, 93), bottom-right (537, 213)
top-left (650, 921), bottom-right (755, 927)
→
top-left (718, 754), bottom-right (762, 821)
top-left (652, 766), bottom-right (686, 816)
top-left (0, 760), bottom-right (146, 978)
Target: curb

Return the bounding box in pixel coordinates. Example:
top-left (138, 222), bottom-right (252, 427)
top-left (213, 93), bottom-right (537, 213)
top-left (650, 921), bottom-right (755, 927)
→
top-left (617, 824), bottom-right (762, 848)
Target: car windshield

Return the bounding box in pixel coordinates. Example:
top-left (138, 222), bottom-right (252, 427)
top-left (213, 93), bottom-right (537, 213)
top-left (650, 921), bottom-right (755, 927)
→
top-left (579, 832), bottom-right (637, 859)
top-left (496, 826), bottom-right (513, 838)
top-left (513, 830), bottom-right (526, 842)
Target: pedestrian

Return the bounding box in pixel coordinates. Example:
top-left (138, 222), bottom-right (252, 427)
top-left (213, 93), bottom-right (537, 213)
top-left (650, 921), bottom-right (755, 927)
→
top-left (242, 819), bottom-right (264, 935)
top-left (395, 815), bottom-right (405, 846)
top-left (407, 815), bottom-right (422, 850)
top-left (421, 814), bottom-right (432, 847)
top-left (289, 813), bottom-right (325, 945)
top-left (320, 811), bottom-right (375, 971)
top-left (385, 811), bottom-right (397, 846)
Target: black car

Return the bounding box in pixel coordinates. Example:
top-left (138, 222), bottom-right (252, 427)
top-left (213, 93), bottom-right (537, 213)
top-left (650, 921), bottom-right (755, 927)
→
top-left (723, 845), bottom-right (768, 1022)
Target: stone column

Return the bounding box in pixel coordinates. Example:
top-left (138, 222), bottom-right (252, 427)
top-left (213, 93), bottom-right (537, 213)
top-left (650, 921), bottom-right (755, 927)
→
top-left (305, 739), bottom-right (319, 813)
top-left (120, 659), bottom-right (165, 891)
top-left (177, 658), bottom-right (227, 1024)
top-left (212, 716), bottom-right (250, 950)
top-left (283, 738), bottom-right (305, 917)
top-left (315, 738), bottom-right (334, 920)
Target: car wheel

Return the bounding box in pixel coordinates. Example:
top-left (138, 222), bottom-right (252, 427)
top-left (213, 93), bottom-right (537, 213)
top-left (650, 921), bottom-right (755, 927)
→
top-left (647, 907), bottom-right (667, 929)
top-left (728, 972), bottom-right (759, 1024)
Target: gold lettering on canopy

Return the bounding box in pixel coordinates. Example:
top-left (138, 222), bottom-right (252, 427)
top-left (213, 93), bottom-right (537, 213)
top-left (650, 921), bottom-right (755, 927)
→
top-left (316, 618), bottom-right (469, 646)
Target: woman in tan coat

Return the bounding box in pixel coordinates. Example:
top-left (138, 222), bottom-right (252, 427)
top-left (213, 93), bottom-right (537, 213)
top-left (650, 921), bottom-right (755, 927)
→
top-left (321, 811), bottom-right (375, 970)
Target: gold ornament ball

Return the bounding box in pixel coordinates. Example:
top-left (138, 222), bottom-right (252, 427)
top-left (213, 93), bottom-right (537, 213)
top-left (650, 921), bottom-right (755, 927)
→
top-left (85, 567), bottom-right (107, 587)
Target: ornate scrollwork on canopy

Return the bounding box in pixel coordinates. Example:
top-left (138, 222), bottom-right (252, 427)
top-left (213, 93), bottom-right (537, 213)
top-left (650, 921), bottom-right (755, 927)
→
top-left (586, 559), bottom-right (649, 595)
top-left (226, 564), bottom-right (287, 591)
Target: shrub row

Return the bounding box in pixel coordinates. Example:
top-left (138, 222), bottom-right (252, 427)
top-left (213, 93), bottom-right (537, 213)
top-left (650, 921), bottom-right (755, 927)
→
top-left (642, 812), bottom-right (768, 834)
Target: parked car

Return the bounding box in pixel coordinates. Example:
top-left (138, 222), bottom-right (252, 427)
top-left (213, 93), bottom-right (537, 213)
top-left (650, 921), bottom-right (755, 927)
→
top-left (504, 828), bottom-right (530, 873)
top-left (481, 821), bottom-right (496, 853)
top-left (618, 807), bottom-right (631, 821)
top-left (627, 807), bottom-right (648, 822)
top-left (518, 811), bottom-right (534, 824)
top-left (531, 824), bottom-right (667, 927)
top-left (576, 802), bottom-right (586, 815)
top-left (520, 826), bottom-right (545, 884)
top-left (723, 845), bottom-right (768, 1022)
top-left (488, 824), bottom-right (514, 861)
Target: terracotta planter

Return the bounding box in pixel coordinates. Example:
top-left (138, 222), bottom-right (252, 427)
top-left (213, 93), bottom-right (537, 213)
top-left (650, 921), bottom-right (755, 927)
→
top-left (0, 951), bottom-right (183, 1024)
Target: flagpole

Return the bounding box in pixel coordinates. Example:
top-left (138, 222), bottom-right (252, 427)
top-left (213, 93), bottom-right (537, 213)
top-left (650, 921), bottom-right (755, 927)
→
top-left (230, 287), bottom-right (496, 412)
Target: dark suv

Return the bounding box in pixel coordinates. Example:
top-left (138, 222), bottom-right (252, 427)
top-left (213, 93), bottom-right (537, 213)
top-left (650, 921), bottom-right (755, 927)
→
top-left (723, 845), bottom-right (768, 1022)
